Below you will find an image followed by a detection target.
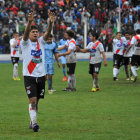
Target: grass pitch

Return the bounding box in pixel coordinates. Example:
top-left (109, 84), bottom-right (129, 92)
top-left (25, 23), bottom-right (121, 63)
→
top-left (0, 61), bottom-right (140, 140)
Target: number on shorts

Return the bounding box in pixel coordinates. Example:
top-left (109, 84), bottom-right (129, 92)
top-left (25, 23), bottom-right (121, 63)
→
top-left (95, 67), bottom-right (99, 72)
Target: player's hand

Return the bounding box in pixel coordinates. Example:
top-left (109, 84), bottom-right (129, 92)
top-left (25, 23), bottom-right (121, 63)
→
top-left (28, 12), bottom-right (34, 22)
top-left (76, 46), bottom-right (80, 52)
top-left (57, 62), bottom-right (61, 69)
top-left (104, 60), bottom-right (107, 67)
top-left (49, 12), bottom-right (55, 23)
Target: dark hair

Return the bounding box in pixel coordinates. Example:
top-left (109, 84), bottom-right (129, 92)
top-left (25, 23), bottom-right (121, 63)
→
top-left (13, 32), bottom-right (19, 35)
top-left (66, 30), bottom-right (75, 38)
top-left (48, 34), bottom-right (53, 38)
top-left (30, 25), bottom-right (38, 32)
top-left (117, 32), bottom-right (122, 35)
top-left (91, 31), bottom-right (99, 39)
top-left (136, 29), bottom-right (140, 34)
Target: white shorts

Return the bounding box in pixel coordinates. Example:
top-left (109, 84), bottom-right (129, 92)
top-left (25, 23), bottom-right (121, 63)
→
top-left (61, 56), bottom-right (66, 64)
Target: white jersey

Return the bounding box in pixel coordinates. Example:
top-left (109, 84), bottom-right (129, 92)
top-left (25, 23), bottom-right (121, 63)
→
top-left (123, 38), bottom-right (134, 57)
top-left (131, 35), bottom-right (140, 56)
top-left (21, 37), bottom-right (46, 77)
top-left (113, 37), bottom-right (125, 55)
top-left (65, 39), bottom-right (76, 63)
top-left (10, 38), bottom-right (20, 57)
top-left (86, 40), bottom-right (104, 64)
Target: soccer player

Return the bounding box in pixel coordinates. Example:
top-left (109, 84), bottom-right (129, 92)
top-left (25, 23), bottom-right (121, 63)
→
top-left (58, 35), bottom-right (67, 82)
top-left (10, 32), bottom-right (21, 80)
top-left (20, 11), bottom-right (54, 132)
top-left (57, 30), bottom-right (77, 91)
top-left (113, 32), bottom-right (125, 81)
top-left (44, 34), bottom-right (61, 94)
top-left (123, 31), bottom-right (134, 80)
top-left (77, 31), bottom-right (107, 92)
top-left (126, 29), bottom-right (140, 82)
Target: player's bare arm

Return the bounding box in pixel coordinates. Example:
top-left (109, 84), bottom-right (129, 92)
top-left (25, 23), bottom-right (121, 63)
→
top-left (126, 44), bottom-right (133, 54)
top-left (43, 12), bottom-right (55, 41)
top-left (23, 12), bottom-right (34, 41)
top-left (57, 45), bottom-right (67, 51)
top-left (54, 53), bottom-right (61, 68)
top-left (79, 48), bottom-right (89, 53)
top-left (101, 52), bottom-right (107, 66)
top-left (58, 49), bottom-right (72, 57)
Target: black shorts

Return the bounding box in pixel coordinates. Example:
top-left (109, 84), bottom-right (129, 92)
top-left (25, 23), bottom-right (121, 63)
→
top-left (11, 57), bottom-right (19, 65)
top-left (131, 55), bottom-right (140, 66)
top-left (89, 63), bottom-right (101, 74)
top-left (113, 54), bottom-right (123, 68)
top-left (67, 63), bottom-right (76, 74)
top-left (24, 76), bottom-right (46, 99)
top-left (123, 57), bottom-right (131, 66)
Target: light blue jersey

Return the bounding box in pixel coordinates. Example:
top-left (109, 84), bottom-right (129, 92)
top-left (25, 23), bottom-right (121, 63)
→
top-left (44, 42), bottom-right (58, 75)
top-left (58, 39), bottom-right (67, 64)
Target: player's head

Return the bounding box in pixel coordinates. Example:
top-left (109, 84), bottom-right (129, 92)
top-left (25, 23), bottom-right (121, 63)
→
top-left (136, 29), bottom-right (140, 34)
top-left (124, 31), bottom-right (130, 40)
top-left (13, 32), bottom-right (19, 39)
top-left (29, 25), bottom-right (39, 42)
top-left (47, 34), bottom-right (53, 43)
top-left (90, 31), bottom-right (99, 41)
top-left (116, 32), bottom-right (122, 40)
top-left (65, 30), bottom-right (75, 40)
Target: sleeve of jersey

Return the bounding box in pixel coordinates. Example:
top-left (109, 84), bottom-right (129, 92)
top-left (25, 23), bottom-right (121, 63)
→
top-left (20, 39), bottom-right (29, 49)
top-left (39, 36), bottom-right (47, 45)
top-left (99, 43), bottom-right (104, 52)
top-left (53, 44), bottom-right (59, 53)
top-left (130, 37), bottom-right (136, 45)
top-left (86, 43), bottom-right (92, 49)
top-left (68, 43), bottom-right (75, 50)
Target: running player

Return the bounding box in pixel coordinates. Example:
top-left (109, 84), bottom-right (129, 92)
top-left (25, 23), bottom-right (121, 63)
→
top-left (10, 32), bottom-right (21, 80)
top-left (20, 12), bottom-right (54, 132)
top-left (44, 34), bottom-right (60, 94)
top-left (77, 31), bottom-right (107, 92)
top-left (126, 29), bottom-right (140, 82)
top-left (123, 31), bottom-right (134, 80)
top-left (58, 34), bottom-right (67, 82)
top-left (57, 30), bottom-right (77, 91)
top-left (113, 32), bottom-right (125, 81)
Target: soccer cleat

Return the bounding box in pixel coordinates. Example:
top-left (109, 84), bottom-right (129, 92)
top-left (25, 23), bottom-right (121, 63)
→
top-left (91, 88), bottom-right (97, 92)
top-left (126, 78), bottom-right (130, 81)
top-left (32, 123), bottom-right (40, 132)
top-left (29, 121), bottom-right (33, 129)
top-left (16, 77), bottom-right (21, 81)
top-left (62, 76), bottom-right (67, 82)
top-left (96, 88), bottom-right (100, 91)
top-left (48, 90), bottom-right (53, 94)
top-left (71, 88), bottom-right (76, 92)
top-left (13, 78), bottom-right (16, 80)
top-left (133, 76), bottom-right (137, 83)
top-left (113, 77), bottom-right (118, 81)
top-left (62, 87), bottom-right (72, 91)
top-left (131, 76), bottom-right (134, 81)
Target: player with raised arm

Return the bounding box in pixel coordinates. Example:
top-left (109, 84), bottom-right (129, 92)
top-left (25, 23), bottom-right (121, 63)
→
top-left (113, 32), bottom-right (125, 81)
top-left (126, 29), bottom-right (140, 82)
top-left (77, 31), bottom-right (107, 92)
top-left (57, 30), bottom-right (77, 91)
top-left (20, 11), bottom-right (55, 132)
top-left (44, 34), bottom-right (61, 94)
top-left (10, 32), bottom-right (21, 80)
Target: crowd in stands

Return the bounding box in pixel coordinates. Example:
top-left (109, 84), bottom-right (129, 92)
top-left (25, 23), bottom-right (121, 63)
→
top-left (0, 0), bottom-right (140, 53)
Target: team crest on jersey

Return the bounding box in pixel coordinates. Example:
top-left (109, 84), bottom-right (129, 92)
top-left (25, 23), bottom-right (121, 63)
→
top-left (27, 90), bottom-right (31, 95)
top-left (31, 49), bottom-right (42, 58)
top-left (26, 86), bottom-right (31, 90)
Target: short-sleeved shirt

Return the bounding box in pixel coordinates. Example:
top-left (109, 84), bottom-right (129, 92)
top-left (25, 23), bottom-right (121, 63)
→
top-left (10, 38), bottom-right (20, 57)
top-left (58, 39), bottom-right (67, 53)
top-left (65, 39), bottom-right (76, 63)
top-left (21, 36), bottom-right (46, 77)
top-left (113, 37), bottom-right (125, 55)
top-left (44, 42), bottom-right (58, 64)
top-left (131, 35), bottom-right (140, 56)
top-left (86, 40), bottom-right (104, 64)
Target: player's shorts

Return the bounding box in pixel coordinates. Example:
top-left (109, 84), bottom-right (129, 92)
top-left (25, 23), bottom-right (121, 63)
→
top-left (45, 63), bottom-right (54, 75)
top-left (61, 56), bottom-right (66, 64)
top-left (131, 55), bottom-right (140, 66)
top-left (11, 57), bottom-right (19, 65)
top-left (113, 54), bottom-right (123, 68)
top-left (67, 63), bottom-right (76, 74)
top-left (24, 76), bottom-right (46, 99)
top-left (123, 57), bottom-right (131, 66)
top-left (89, 63), bottom-right (101, 74)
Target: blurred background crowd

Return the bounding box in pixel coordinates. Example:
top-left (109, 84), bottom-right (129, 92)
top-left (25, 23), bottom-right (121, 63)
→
top-left (0, 0), bottom-right (140, 53)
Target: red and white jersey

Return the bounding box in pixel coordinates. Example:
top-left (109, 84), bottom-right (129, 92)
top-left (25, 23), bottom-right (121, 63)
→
top-left (113, 37), bottom-right (125, 55)
top-left (86, 40), bottom-right (104, 64)
top-left (21, 37), bottom-right (46, 77)
top-left (65, 39), bottom-right (76, 63)
top-left (131, 35), bottom-right (140, 56)
top-left (10, 38), bottom-right (20, 57)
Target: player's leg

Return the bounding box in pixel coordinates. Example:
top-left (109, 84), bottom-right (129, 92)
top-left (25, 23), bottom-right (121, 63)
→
top-left (11, 57), bottom-right (16, 80)
top-left (61, 56), bottom-right (67, 81)
top-left (71, 63), bottom-right (76, 91)
top-left (124, 58), bottom-right (129, 80)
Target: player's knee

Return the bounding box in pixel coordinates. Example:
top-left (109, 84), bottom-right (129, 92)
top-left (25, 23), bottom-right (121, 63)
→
top-left (93, 73), bottom-right (98, 77)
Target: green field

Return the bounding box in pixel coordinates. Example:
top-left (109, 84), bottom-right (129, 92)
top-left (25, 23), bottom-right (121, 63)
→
top-left (0, 61), bottom-right (140, 140)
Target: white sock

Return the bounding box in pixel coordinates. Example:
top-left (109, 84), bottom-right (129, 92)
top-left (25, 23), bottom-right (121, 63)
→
top-left (68, 75), bottom-right (72, 88)
top-left (15, 63), bottom-right (18, 78)
top-left (29, 104), bottom-right (37, 125)
top-left (92, 76), bottom-right (95, 88)
top-left (131, 66), bottom-right (137, 77)
top-left (13, 64), bottom-right (16, 78)
top-left (113, 68), bottom-right (119, 77)
top-left (71, 74), bottom-right (76, 89)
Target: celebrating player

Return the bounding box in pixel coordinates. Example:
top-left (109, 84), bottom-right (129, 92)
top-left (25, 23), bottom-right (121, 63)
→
top-left (44, 34), bottom-right (60, 94)
top-left (77, 31), bottom-right (107, 92)
top-left (20, 11), bottom-right (54, 132)
top-left (126, 29), bottom-right (140, 82)
top-left (10, 32), bottom-right (21, 80)
top-left (113, 32), bottom-right (125, 81)
top-left (57, 30), bottom-right (77, 91)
